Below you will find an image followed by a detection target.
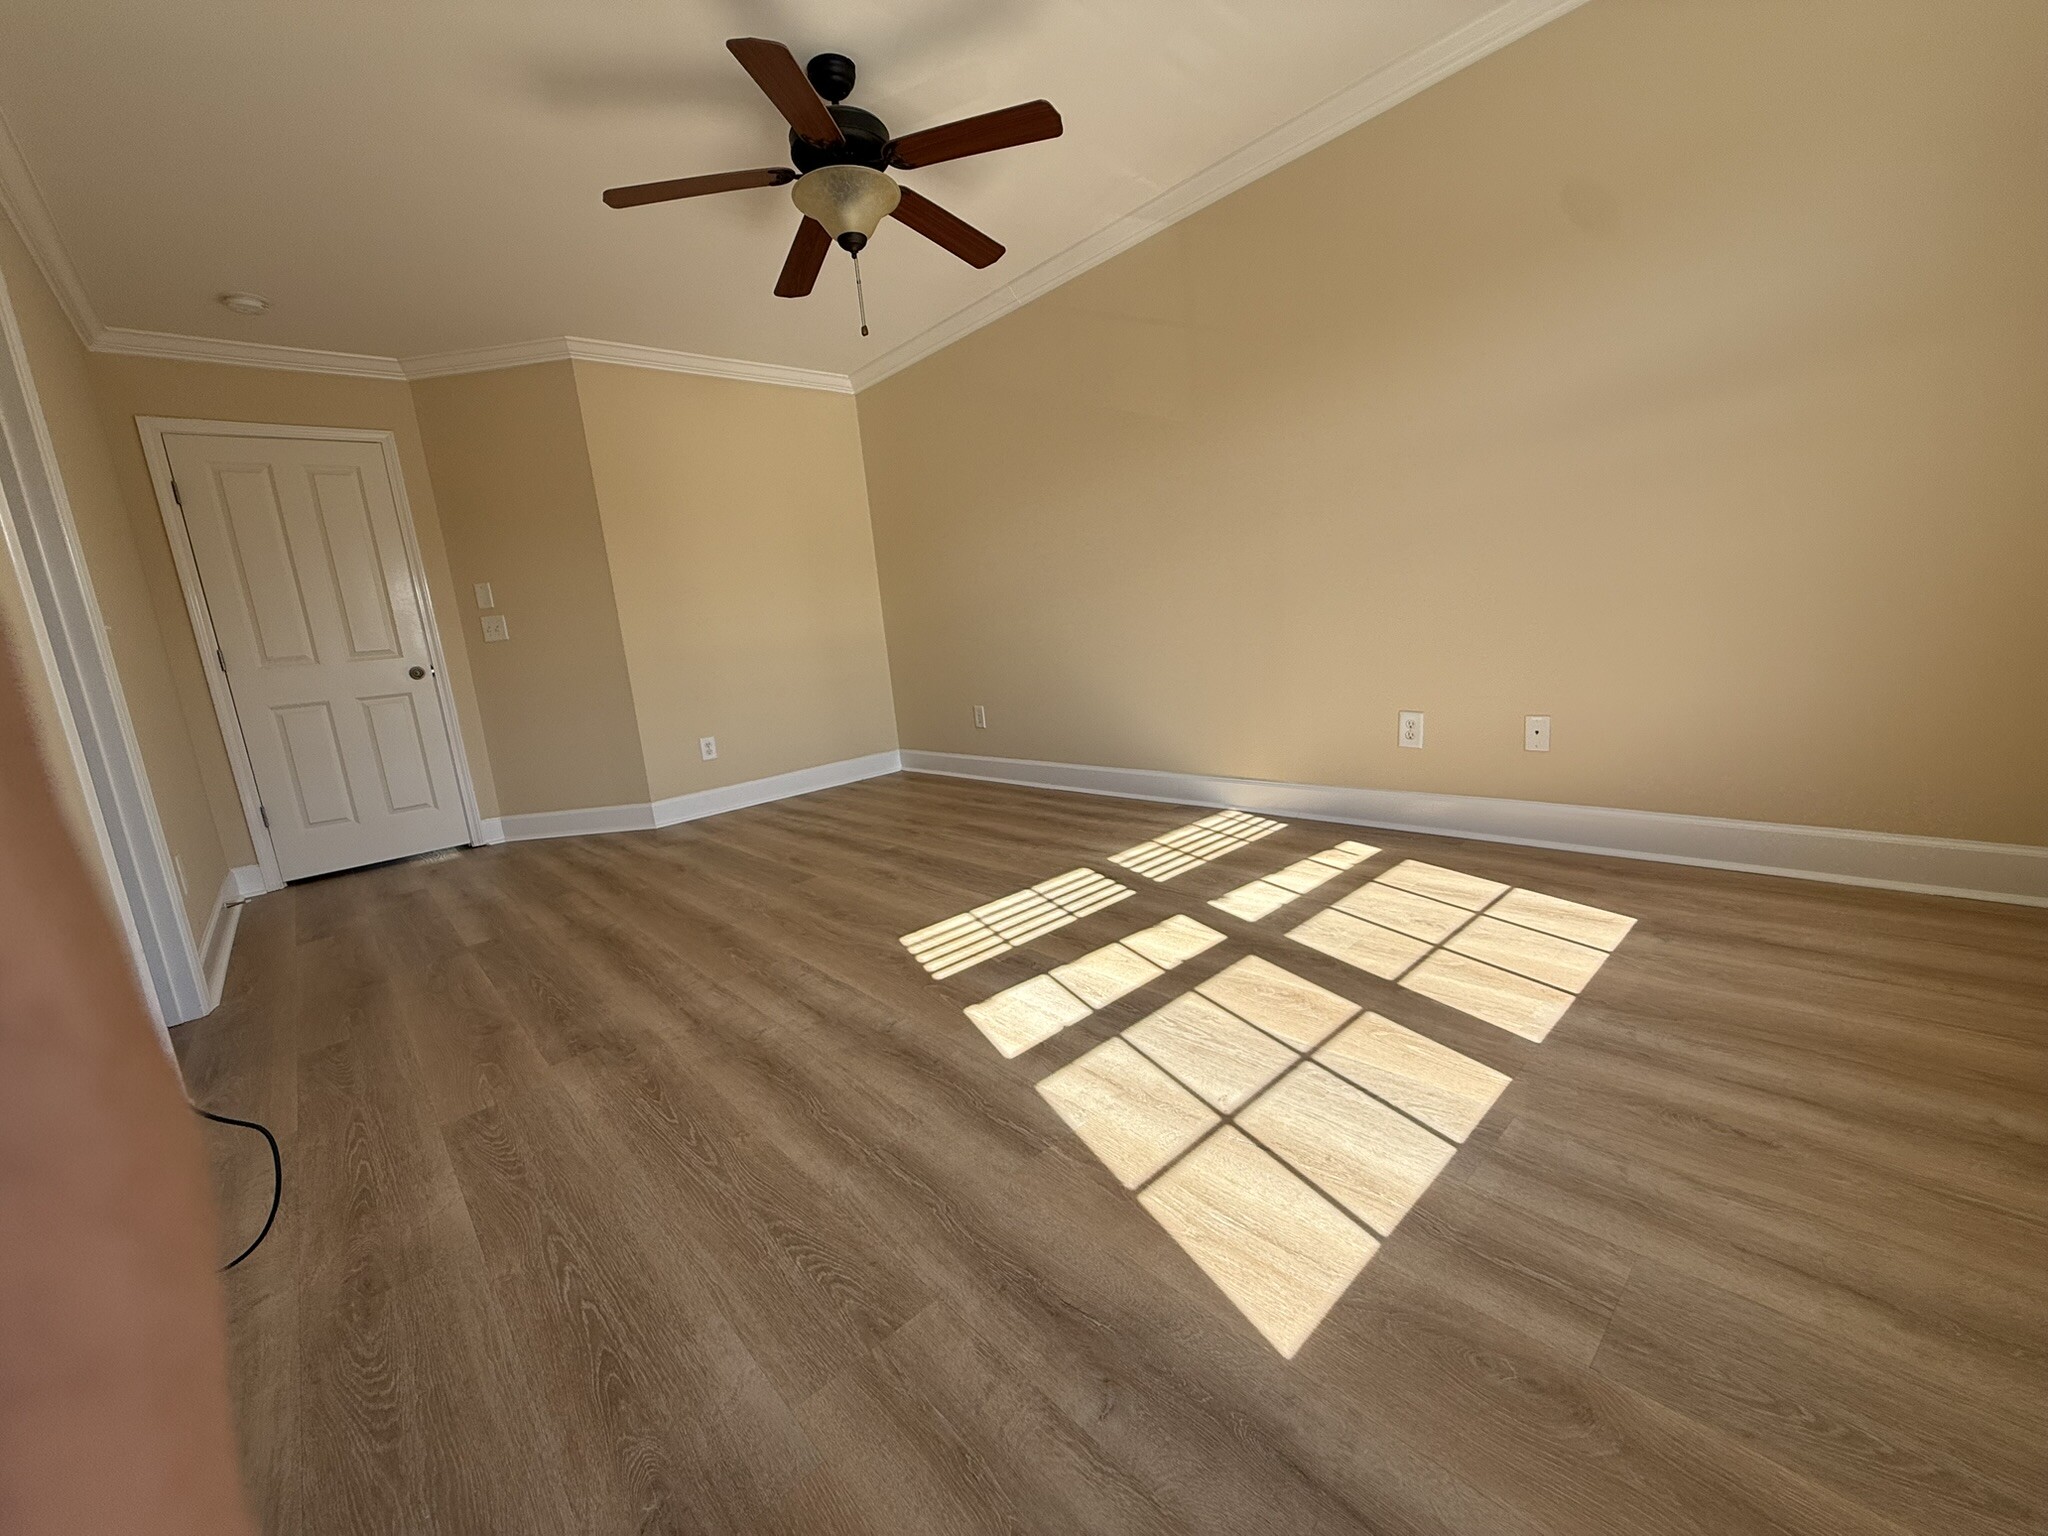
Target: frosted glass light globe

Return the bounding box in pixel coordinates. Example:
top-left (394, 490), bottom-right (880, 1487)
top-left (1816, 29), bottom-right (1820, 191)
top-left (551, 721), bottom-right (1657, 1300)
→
top-left (791, 166), bottom-right (901, 252)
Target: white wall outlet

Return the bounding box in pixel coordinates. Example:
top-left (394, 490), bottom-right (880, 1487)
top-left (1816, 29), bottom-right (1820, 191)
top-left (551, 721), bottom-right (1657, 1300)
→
top-left (973, 703), bottom-right (987, 729)
top-left (1398, 710), bottom-right (1425, 749)
top-left (480, 614), bottom-right (510, 643)
top-left (473, 581), bottom-right (495, 609)
top-left (1525, 714), bottom-right (1552, 751)
top-left (699, 735), bottom-right (718, 761)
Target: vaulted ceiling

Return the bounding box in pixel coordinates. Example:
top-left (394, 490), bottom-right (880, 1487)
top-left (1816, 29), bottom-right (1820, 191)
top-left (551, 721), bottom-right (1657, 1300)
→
top-left (0, 0), bottom-right (1579, 382)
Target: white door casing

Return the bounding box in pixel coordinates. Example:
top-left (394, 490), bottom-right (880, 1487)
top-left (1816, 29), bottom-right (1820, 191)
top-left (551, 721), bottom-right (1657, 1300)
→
top-left (0, 264), bottom-right (204, 1035)
top-left (152, 426), bottom-right (478, 882)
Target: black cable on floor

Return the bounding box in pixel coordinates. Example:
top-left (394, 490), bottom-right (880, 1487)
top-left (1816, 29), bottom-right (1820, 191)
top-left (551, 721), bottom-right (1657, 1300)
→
top-left (194, 1108), bottom-right (281, 1270)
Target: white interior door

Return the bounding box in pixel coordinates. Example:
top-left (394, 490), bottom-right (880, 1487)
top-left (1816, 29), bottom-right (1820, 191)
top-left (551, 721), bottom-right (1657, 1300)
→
top-left (166, 432), bottom-right (470, 880)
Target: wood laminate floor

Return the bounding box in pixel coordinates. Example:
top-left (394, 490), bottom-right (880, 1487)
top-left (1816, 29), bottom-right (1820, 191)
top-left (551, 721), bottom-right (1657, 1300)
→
top-left (174, 773), bottom-right (2048, 1535)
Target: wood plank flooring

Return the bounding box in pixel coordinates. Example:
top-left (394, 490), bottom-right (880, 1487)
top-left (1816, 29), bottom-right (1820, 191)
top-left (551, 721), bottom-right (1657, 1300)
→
top-left (174, 772), bottom-right (2048, 1535)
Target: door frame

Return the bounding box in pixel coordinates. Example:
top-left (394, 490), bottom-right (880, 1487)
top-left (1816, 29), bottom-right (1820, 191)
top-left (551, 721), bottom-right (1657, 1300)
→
top-left (136, 417), bottom-right (487, 892)
top-left (0, 267), bottom-right (202, 1040)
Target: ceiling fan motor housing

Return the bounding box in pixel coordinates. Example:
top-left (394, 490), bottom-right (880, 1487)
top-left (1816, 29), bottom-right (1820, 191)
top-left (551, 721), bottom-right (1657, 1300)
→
top-left (791, 103), bottom-right (892, 173)
top-left (788, 54), bottom-right (893, 173)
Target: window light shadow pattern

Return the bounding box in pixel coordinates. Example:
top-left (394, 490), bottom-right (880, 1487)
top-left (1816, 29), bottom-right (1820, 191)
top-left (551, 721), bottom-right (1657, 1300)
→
top-left (963, 914), bottom-right (1226, 1058)
top-left (1209, 841), bottom-right (1379, 921)
top-left (1110, 810), bottom-right (1285, 881)
top-left (902, 868), bottom-right (1133, 979)
top-left (1290, 860), bottom-right (1635, 1040)
top-left (923, 842), bottom-right (1630, 1359)
top-left (1034, 954), bottom-right (1511, 1358)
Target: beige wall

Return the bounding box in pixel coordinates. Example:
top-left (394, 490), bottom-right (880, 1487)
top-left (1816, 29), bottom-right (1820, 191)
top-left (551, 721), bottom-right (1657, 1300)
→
top-left (573, 361), bottom-right (896, 802)
top-left (0, 210), bottom-right (232, 931)
top-left (858, 0), bottom-right (2048, 846)
top-left (411, 361), bottom-right (650, 815)
top-left (61, 343), bottom-right (896, 836)
top-left (17, 0), bottom-right (2037, 876)
top-left (88, 352), bottom-right (501, 829)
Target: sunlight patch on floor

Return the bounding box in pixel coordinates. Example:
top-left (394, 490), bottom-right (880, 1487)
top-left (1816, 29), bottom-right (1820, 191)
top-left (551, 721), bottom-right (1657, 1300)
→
top-left (1124, 993), bottom-right (1298, 1113)
top-left (913, 834), bottom-right (1634, 1359)
top-left (1289, 860), bottom-right (1636, 1040)
top-left (1209, 841), bottom-right (1380, 921)
top-left (963, 914), bottom-right (1226, 1057)
top-left (1110, 811), bottom-right (1285, 881)
top-left (901, 868), bottom-right (1134, 979)
top-left (1038, 1038), bottom-right (1218, 1188)
top-left (1141, 1127), bottom-right (1377, 1359)
top-left (1314, 1012), bottom-right (1508, 1142)
top-left (1036, 954), bottom-right (1513, 1358)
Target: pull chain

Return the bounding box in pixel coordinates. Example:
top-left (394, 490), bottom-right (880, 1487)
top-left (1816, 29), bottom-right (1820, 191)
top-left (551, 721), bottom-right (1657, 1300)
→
top-left (852, 253), bottom-right (869, 337)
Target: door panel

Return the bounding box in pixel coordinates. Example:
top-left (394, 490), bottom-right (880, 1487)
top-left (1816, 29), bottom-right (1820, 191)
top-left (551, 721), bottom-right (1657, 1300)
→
top-left (273, 701), bottom-right (356, 826)
top-left (168, 432), bottom-right (470, 880)
top-left (215, 463), bottom-right (317, 665)
top-left (360, 693), bottom-right (439, 813)
top-left (308, 466), bottom-right (403, 659)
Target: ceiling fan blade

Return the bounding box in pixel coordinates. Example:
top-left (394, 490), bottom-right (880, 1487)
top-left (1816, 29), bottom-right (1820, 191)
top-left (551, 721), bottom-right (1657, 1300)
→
top-left (889, 100), bottom-right (1062, 169)
top-left (727, 38), bottom-right (844, 145)
top-left (775, 217), bottom-right (833, 297)
top-left (603, 167), bottom-right (794, 209)
top-left (889, 187), bottom-right (1005, 269)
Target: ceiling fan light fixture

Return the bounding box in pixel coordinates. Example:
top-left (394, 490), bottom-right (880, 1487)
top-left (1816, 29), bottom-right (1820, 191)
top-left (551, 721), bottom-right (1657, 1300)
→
top-left (791, 165), bottom-right (900, 253)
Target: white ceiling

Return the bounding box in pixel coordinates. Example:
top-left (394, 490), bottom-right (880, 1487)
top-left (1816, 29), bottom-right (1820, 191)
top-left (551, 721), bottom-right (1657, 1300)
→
top-left (0, 0), bottom-right (1575, 382)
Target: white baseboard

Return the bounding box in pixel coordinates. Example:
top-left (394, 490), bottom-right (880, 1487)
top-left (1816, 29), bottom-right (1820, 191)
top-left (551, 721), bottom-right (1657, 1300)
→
top-left (899, 751), bottom-right (2048, 909)
top-left (647, 750), bottom-right (903, 828)
top-left (191, 863), bottom-right (264, 1015)
top-left (490, 751), bottom-right (904, 845)
top-left (489, 801), bottom-right (658, 842)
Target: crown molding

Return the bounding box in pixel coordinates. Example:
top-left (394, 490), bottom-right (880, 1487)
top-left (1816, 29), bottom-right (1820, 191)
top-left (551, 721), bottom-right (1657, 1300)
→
top-left (395, 336), bottom-right (570, 379)
top-left (848, 0), bottom-right (1592, 391)
top-left (403, 335), bottom-right (853, 392)
top-left (0, 104), bottom-right (101, 345)
top-left (80, 326), bottom-right (855, 392)
top-left (563, 336), bottom-right (852, 393)
top-left (92, 326), bottom-right (408, 378)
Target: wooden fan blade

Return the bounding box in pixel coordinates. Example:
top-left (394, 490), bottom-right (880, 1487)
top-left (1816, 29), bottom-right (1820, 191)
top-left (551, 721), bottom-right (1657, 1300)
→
top-left (603, 167), bottom-right (794, 209)
top-left (889, 186), bottom-right (1005, 268)
top-left (889, 100), bottom-right (1061, 169)
top-left (727, 38), bottom-right (844, 145)
top-left (775, 217), bottom-right (832, 297)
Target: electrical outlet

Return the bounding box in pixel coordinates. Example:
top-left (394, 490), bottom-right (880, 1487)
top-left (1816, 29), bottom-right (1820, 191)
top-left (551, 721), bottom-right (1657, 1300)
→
top-left (1398, 710), bottom-right (1425, 749)
top-left (699, 735), bottom-right (717, 761)
top-left (973, 703), bottom-right (987, 729)
top-left (480, 614), bottom-right (510, 643)
top-left (473, 581), bottom-right (495, 609)
top-left (1525, 715), bottom-right (1552, 752)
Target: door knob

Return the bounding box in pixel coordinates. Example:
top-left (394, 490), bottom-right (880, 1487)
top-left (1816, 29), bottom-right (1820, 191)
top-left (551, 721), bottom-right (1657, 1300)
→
top-left (408, 665), bottom-right (426, 680)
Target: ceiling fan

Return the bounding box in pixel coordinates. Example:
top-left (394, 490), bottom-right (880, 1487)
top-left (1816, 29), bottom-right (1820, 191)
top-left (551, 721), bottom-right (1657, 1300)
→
top-left (602, 39), bottom-right (1062, 329)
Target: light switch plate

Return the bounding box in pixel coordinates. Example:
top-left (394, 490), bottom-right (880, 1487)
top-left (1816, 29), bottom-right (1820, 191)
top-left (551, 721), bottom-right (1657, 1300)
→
top-left (973, 704), bottom-right (987, 729)
top-left (481, 614), bottom-right (510, 642)
top-left (474, 582), bottom-right (495, 609)
top-left (1398, 710), bottom-right (1425, 749)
